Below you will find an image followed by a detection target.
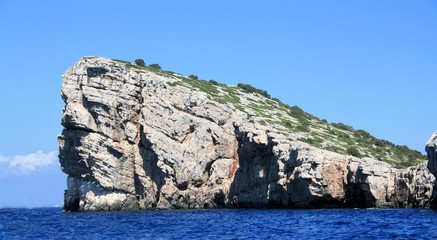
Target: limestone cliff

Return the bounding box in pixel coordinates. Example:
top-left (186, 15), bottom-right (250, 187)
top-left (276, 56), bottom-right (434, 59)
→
top-left (59, 57), bottom-right (434, 211)
top-left (426, 132), bottom-right (437, 176)
top-left (426, 132), bottom-right (437, 207)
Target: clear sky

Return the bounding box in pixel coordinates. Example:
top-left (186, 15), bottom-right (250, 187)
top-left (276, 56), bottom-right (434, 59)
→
top-left (0, 0), bottom-right (436, 208)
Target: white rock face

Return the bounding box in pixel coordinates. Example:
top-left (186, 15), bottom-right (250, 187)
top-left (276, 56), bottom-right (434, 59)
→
top-left (426, 132), bottom-right (437, 175)
top-left (59, 57), bottom-right (435, 211)
top-left (426, 132), bottom-right (437, 207)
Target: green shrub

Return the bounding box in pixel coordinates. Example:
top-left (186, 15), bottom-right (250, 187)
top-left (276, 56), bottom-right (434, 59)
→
top-left (295, 124), bottom-right (310, 132)
top-left (346, 146), bottom-right (362, 158)
top-left (188, 74), bottom-right (198, 80)
top-left (288, 106), bottom-right (311, 125)
top-left (209, 80), bottom-right (218, 85)
top-left (331, 122), bottom-right (354, 132)
top-left (237, 83), bottom-right (271, 98)
top-left (300, 137), bottom-right (323, 147)
top-left (272, 97), bottom-right (283, 104)
top-left (324, 145), bottom-right (343, 153)
top-left (149, 63), bottom-right (161, 70)
top-left (281, 119), bottom-right (293, 129)
top-left (354, 129), bottom-right (371, 138)
top-left (134, 59), bottom-right (145, 67)
top-left (288, 106), bottom-right (305, 116)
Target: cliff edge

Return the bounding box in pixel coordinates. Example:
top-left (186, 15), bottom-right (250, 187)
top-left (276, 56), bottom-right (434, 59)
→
top-left (426, 132), bottom-right (437, 207)
top-left (59, 57), bottom-right (434, 211)
top-left (426, 132), bottom-right (437, 176)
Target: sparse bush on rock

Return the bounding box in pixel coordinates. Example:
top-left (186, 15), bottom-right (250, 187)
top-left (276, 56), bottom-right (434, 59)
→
top-left (237, 83), bottom-right (271, 99)
top-left (347, 146), bottom-right (362, 158)
top-left (134, 59), bottom-right (145, 67)
top-left (209, 80), bottom-right (218, 85)
top-left (188, 74), bottom-right (198, 80)
top-left (149, 63), bottom-right (161, 70)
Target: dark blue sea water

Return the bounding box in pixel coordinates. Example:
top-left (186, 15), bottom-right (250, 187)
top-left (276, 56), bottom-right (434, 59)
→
top-left (1, 208), bottom-right (437, 239)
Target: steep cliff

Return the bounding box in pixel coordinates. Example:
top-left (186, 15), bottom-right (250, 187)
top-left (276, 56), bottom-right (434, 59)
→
top-left (426, 132), bottom-right (437, 207)
top-left (426, 132), bottom-right (437, 176)
top-left (59, 57), bottom-right (434, 211)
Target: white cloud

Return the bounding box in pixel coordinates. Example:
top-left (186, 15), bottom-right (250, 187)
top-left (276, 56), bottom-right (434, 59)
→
top-left (0, 151), bottom-right (57, 175)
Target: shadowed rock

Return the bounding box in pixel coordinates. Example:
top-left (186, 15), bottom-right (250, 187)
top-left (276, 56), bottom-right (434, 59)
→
top-left (426, 132), bottom-right (437, 207)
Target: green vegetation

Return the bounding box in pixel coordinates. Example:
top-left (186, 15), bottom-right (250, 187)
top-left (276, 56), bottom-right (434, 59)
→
top-left (300, 136), bottom-right (324, 148)
top-left (134, 59), bottom-right (145, 67)
top-left (272, 97), bottom-right (283, 104)
top-left (288, 106), bottom-right (311, 125)
top-left (188, 74), bottom-right (198, 80)
top-left (237, 83), bottom-right (271, 99)
top-left (110, 57), bottom-right (426, 169)
top-left (114, 59), bottom-right (144, 70)
top-left (113, 59), bottom-right (131, 64)
top-left (295, 124), bottom-right (310, 133)
top-left (182, 78), bottom-right (220, 95)
top-left (149, 63), bottom-right (161, 70)
top-left (346, 146), bottom-right (362, 158)
top-left (331, 122), bottom-right (354, 132)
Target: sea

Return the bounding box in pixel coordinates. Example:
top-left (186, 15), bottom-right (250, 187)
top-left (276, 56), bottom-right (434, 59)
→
top-left (1, 208), bottom-right (437, 239)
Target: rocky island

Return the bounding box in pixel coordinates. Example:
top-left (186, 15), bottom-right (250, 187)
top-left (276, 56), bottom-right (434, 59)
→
top-left (59, 57), bottom-right (436, 211)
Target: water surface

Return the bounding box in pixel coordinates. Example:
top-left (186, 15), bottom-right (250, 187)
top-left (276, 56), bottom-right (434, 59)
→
top-left (1, 208), bottom-right (437, 239)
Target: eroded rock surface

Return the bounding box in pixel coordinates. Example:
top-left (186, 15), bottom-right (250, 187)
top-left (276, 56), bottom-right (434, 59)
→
top-left (59, 57), bottom-right (434, 211)
top-left (426, 132), bottom-right (437, 176)
top-left (426, 132), bottom-right (437, 207)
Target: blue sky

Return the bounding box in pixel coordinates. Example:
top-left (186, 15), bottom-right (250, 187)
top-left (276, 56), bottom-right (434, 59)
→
top-left (0, 1), bottom-right (436, 208)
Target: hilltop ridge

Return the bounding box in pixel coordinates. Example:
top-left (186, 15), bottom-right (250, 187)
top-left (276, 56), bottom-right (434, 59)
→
top-left (112, 57), bottom-right (425, 168)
